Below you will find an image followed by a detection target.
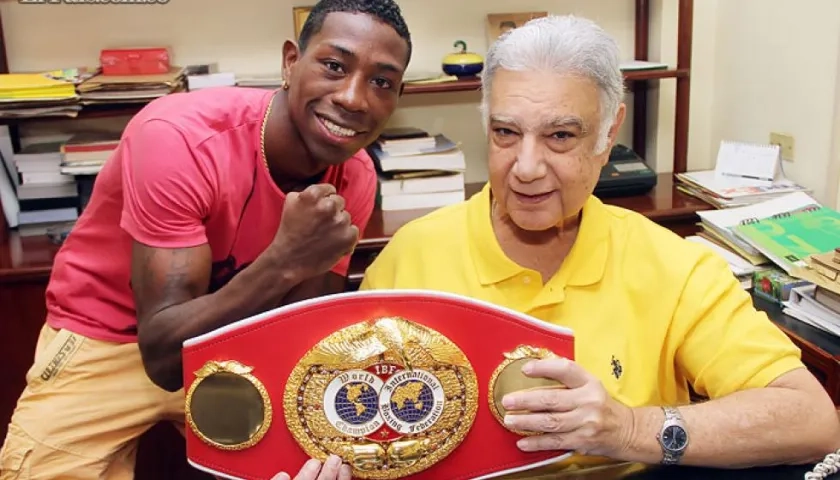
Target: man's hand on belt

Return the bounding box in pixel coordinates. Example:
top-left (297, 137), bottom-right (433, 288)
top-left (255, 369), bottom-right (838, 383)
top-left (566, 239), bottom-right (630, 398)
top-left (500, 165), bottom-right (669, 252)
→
top-left (272, 454), bottom-right (352, 480)
top-left (500, 357), bottom-right (635, 459)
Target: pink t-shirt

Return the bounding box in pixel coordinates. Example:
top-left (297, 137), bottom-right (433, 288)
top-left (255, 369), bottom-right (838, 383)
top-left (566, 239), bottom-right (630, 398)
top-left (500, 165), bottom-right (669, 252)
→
top-left (45, 87), bottom-right (377, 343)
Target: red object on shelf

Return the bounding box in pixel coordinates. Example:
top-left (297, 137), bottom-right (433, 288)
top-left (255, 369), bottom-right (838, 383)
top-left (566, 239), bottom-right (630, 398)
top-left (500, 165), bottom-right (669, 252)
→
top-left (100, 47), bottom-right (170, 76)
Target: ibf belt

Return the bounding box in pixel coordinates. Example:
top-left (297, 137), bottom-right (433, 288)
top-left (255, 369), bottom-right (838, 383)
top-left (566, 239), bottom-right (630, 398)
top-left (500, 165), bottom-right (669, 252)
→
top-left (182, 289), bottom-right (575, 480)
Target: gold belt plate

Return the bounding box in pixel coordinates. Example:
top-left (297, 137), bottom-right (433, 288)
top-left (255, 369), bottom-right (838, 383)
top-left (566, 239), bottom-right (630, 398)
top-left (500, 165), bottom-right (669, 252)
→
top-left (284, 317), bottom-right (479, 479)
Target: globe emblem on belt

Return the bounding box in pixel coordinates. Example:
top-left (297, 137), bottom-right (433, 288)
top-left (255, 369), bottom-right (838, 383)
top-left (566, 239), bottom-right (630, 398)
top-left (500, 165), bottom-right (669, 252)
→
top-left (390, 381), bottom-right (433, 423)
top-left (323, 370), bottom-right (385, 437)
top-left (336, 383), bottom-right (379, 424)
top-left (379, 369), bottom-right (445, 435)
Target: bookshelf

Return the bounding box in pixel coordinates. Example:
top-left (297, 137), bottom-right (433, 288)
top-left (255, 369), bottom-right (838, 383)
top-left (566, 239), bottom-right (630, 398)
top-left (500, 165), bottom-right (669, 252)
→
top-left (0, 0), bottom-right (696, 242)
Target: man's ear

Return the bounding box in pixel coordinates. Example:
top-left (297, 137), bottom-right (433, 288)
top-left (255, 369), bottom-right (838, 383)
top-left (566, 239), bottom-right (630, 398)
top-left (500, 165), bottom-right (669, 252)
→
top-left (282, 40), bottom-right (301, 82)
top-left (607, 103), bottom-right (627, 145)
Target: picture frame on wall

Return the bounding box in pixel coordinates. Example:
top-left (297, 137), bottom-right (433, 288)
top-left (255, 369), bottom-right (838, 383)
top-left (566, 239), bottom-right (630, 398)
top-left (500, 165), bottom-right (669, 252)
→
top-left (485, 12), bottom-right (548, 46)
top-left (293, 6), bottom-right (313, 40)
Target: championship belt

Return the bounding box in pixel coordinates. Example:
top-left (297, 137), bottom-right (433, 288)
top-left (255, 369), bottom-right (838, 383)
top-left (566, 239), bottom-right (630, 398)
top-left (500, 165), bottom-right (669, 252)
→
top-left (182, 290), bottom-right (575, 480)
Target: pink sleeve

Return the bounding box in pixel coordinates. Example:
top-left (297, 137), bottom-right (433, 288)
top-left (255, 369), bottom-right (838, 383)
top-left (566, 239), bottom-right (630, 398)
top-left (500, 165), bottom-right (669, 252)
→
top-left (120, 119), bottom-right (217, 249)
top-left (330, 152), bottom-right (377, 277)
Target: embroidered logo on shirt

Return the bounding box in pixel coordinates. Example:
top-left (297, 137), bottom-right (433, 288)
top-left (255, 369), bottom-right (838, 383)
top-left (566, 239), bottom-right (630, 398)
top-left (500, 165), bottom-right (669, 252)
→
top-left (611, 355), bottom-right (623, 379)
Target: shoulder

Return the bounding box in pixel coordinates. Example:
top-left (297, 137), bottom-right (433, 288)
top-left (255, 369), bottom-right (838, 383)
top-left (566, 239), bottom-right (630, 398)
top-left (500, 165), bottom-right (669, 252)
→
top-left (122, 87), bottom-right (270, 147)
top-left (388, 200), bottom-right (471, 250)
top-left (601, 202), bottom-right (726, 280)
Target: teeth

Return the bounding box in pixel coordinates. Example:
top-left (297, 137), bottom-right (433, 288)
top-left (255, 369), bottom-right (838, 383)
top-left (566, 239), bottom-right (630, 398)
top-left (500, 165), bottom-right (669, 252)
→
top-left (321, 117), bottom-right (358, 137)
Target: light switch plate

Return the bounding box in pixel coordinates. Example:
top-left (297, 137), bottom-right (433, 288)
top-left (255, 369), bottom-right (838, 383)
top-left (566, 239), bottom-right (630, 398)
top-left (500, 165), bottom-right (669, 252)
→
top-left (770, 132), bottom-right (795, 162)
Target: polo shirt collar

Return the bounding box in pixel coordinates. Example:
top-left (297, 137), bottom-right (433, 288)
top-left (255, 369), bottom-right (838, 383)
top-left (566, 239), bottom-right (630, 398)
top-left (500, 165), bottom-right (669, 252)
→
top-left (467, 183), bottom-right (610, 287)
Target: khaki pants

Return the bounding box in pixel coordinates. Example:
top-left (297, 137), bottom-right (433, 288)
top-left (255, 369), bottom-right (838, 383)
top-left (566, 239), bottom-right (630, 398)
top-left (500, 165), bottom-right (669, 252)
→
top-left (0, 324), bottom-right (185, 479)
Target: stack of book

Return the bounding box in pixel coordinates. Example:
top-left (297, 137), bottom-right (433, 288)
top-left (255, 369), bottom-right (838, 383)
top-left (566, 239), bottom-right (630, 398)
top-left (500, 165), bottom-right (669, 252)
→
top-left (0, 69), bottom-right (84, 119)
top-left (688, 189), bottom-right (840, 338)
top-left (784, 248), bottom-right (840, 337)
top-left (1, 139), bottom-right (78, 236)
top-left (59, 132), bottom-right (121, 176)
top-left (367, 127), bottom-right (466, 211)
top-left (77, 67), bottom-right (185, 105)
top-left (675, 169), bottom-right (809, 208)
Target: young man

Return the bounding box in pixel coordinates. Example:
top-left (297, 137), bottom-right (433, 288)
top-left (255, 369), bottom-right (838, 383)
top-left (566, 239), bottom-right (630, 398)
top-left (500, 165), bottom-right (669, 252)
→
top-left (0, 1), bottom-right (411, 478)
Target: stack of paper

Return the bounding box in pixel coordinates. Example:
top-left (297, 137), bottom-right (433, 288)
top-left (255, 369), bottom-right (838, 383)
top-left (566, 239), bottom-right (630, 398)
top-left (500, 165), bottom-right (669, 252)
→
top-left (0, 71), bottom-right (81, 118)
top-left (675, 170), bottom-right (809, 208)
top-left (77, 67), bottom-right (186, 105)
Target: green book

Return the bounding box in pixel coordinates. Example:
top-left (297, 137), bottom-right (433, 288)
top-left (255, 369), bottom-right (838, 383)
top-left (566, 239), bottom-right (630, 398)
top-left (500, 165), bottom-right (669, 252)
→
top-left (733, 205), bottom-right (840, 274)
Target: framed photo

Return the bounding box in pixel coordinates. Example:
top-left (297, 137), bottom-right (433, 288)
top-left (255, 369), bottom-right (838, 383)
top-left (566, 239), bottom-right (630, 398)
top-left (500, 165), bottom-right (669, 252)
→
top-left (485, 12), bottom-right (548, 46)
top-left (293, 6), bottom-right (313, 40)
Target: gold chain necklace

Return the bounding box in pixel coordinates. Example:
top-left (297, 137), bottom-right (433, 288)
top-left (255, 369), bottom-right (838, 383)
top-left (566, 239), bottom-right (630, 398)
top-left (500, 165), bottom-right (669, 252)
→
top-left (260, 94), bottom-right (274, 170)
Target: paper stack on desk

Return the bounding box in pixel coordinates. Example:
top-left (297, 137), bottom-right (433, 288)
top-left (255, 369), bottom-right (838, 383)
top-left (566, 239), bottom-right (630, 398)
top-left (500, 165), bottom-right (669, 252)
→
top-left (77, 67), bottom-right (186, 105)
top-left (0, 70), bottom-right (83, 119)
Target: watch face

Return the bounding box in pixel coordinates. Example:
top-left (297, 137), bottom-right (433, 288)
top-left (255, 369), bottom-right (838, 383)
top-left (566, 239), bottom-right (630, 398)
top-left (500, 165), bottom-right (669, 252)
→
top-left (662, 425), bottom-right (687, 451)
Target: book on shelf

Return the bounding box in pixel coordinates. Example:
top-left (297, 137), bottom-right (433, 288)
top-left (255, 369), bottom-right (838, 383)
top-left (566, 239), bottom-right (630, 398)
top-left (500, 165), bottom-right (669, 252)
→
top-left (77, 66), bottom-right (186, 105)
top-left (368, 127), bottom-right (466, 211)
top-left (59, 131), bottom-right (121, 175)
top-left (783, 284), bottom-right (840, 338)
top-left (368, 134), bottom-right (465, 173)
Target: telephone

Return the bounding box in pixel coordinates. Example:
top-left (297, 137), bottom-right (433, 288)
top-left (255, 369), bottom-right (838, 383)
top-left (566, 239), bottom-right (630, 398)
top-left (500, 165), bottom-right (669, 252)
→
top-left (593, 143), bottom-right (657, 198)
top-left (806, 449), bottom-right (840, 478)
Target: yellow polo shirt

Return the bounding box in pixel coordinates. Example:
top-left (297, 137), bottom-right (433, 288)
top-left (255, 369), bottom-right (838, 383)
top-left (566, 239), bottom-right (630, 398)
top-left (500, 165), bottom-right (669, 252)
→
top-left (360, 183), bottom-right (803, 407)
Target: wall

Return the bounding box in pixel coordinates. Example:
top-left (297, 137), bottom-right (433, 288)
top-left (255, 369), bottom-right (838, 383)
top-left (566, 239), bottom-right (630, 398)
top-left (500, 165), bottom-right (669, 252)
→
top-left (0, 0), bottom-right (715, 183)
top-left (707, 0), bottom-right (840, 204)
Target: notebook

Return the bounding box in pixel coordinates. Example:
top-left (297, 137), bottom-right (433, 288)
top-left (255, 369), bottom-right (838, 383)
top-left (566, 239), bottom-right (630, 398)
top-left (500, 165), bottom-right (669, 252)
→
top-left (732, 204), bottom-right (840, 274)
top-left (696, 191), bottom-right (820, 260)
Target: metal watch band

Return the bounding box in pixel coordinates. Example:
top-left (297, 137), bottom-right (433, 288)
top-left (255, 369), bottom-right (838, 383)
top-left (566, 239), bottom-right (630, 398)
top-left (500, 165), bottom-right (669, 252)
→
top-left (660, 406), bottom-right (685, 466)
top-left (662, 406), bottom-right (680, 421)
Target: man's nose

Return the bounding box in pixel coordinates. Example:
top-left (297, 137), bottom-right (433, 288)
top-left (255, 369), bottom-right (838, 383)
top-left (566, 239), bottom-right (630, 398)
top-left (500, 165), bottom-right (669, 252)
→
top-left (333, 75), bottom-right (368, 113)
top-left (512, 136), bottom-right (547, 182)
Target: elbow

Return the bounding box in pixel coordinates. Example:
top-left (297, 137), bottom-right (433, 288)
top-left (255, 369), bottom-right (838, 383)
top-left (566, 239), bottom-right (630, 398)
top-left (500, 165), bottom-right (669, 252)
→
top-left (814, 410), bottom-right (840, 459)
top-left (138, 332), bottom-right (184, 393)
top-left (798, 404), bottom-right (840, 464)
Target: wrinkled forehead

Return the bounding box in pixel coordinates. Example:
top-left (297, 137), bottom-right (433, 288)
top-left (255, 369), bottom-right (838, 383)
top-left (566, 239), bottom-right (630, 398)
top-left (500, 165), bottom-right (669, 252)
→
top-left (487, 70), bottom-right (602, 131)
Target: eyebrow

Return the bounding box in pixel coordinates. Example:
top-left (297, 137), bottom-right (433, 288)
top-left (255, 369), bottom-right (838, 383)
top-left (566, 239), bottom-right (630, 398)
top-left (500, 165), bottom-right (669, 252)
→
top-left (490, 114), bottom-right (588, 133)
top-left (326, 43), bottom-right (403, 75)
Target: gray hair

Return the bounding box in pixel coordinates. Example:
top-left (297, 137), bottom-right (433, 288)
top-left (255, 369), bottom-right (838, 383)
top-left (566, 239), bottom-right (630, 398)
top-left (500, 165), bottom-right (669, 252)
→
top-left (480, 15), bottom-right (625, 153)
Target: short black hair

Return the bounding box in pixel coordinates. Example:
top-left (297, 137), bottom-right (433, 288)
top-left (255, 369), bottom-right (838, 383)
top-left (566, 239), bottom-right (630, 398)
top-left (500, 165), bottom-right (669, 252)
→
top-left (298, 0), bottom-right (412, 65)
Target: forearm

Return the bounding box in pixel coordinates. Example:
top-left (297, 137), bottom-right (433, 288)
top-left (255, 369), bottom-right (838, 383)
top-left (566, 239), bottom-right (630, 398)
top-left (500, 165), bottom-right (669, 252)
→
top-left (621, 386), bottom-right (840, 467)
top-left (140, 250), bottom-right (303, 391)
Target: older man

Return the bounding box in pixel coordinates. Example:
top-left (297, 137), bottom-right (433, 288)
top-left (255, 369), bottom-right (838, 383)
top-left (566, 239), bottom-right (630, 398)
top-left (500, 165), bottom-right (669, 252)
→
top-left (360, 15), bottom-right (840, 470)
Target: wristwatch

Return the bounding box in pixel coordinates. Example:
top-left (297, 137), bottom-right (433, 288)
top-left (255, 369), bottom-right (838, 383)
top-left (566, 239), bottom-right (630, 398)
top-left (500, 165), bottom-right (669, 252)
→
top-left (657, 406), bottom-right (688, 465)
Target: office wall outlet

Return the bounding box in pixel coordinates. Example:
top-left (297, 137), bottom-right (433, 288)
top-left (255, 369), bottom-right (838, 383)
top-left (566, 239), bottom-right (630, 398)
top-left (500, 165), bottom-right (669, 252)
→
top-left (770, 132), bottom-right (795, 162)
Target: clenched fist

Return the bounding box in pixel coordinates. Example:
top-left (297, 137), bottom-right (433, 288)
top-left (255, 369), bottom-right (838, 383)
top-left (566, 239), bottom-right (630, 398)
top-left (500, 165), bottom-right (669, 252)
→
top-left (273, 183), bottom-right (359, 279)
